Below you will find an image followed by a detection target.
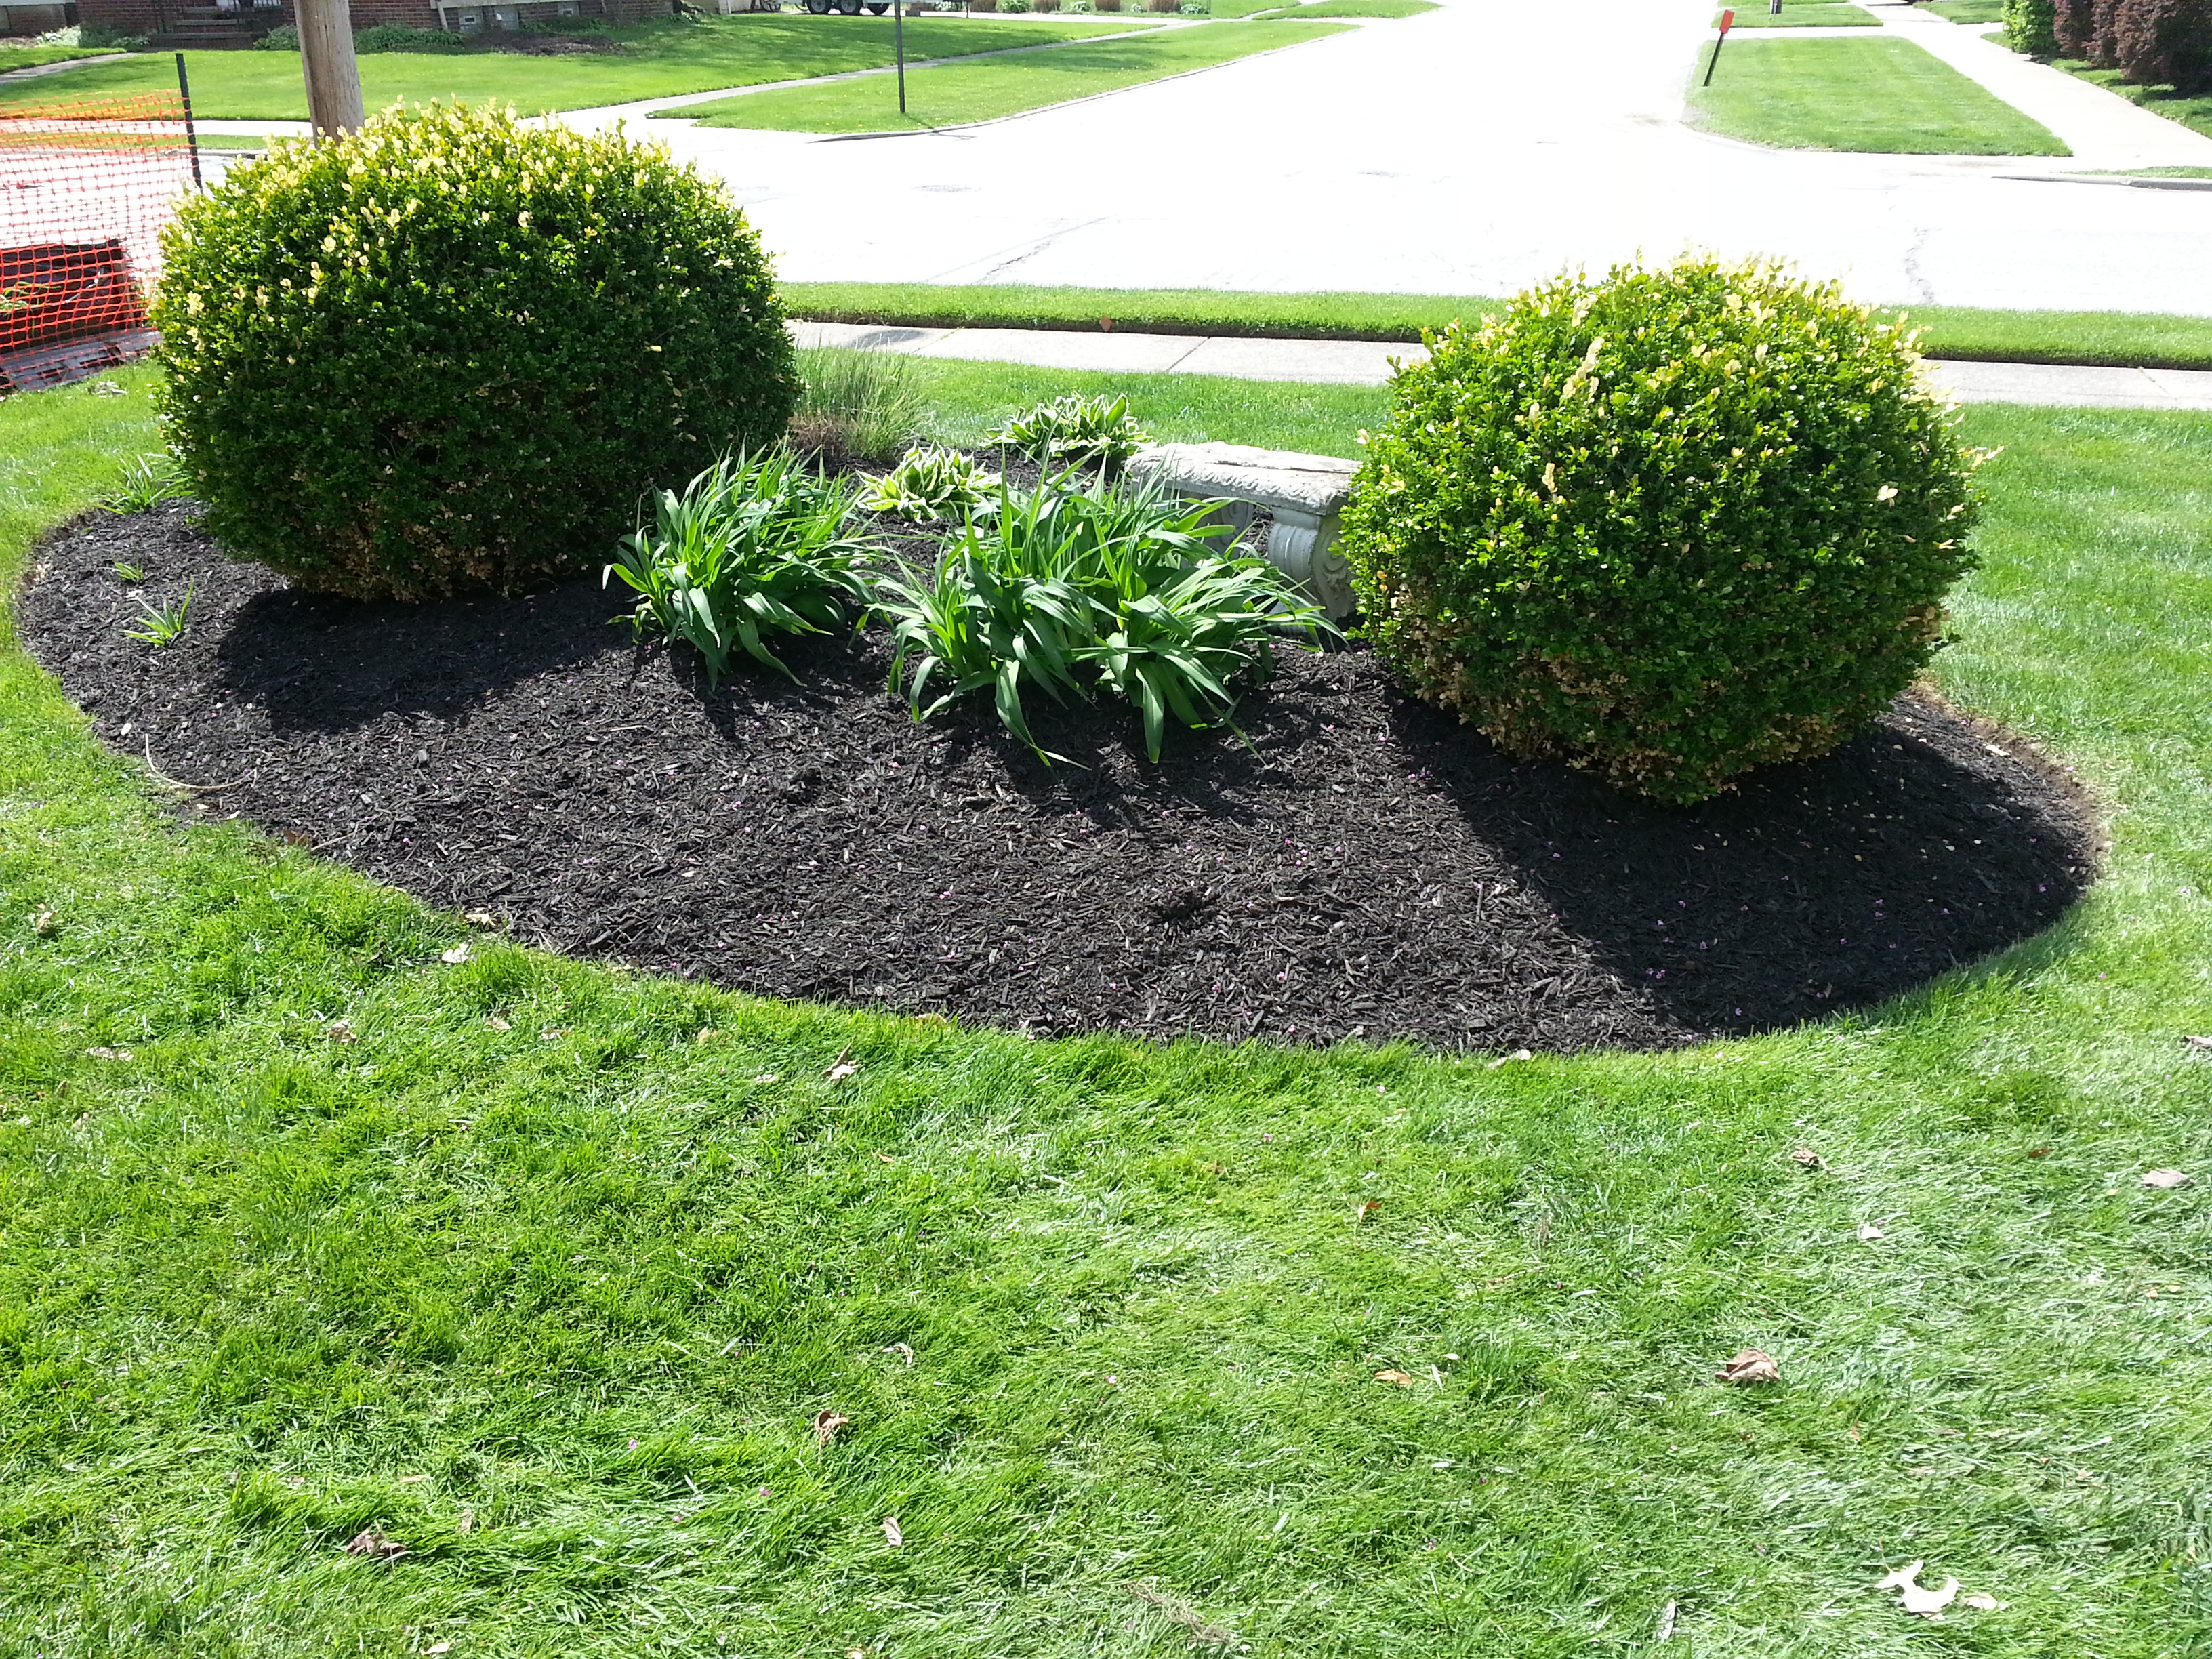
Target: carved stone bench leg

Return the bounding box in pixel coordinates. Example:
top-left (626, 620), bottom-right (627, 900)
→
top-left (1266, 508), bottom-right (1355, 621)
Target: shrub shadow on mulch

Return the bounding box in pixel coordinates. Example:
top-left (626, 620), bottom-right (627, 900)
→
top-left (20, 501), bottom-right (2097, 1053)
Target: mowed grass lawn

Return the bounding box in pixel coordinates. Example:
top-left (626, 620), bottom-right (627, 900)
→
top-left (0, 44), bottom-right (129, 72)
top-left (782, 279), bottom-right (2212, 373)
top-left (672, 18), bottom-right (1347, 130)
top-left (1692, 35), bottom-right (2069, 152)
top-left (0, 14), bottom-right (1150, 119)
top-left (4, 361), bottom-right (2212, 1654)
top-left (1721, 0), bottom-right (1879, 31)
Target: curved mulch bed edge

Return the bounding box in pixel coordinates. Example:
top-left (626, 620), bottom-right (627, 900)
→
top-left (20, 501), bottom-right (2097, 1052)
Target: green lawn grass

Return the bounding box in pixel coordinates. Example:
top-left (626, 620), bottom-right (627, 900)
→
top-left (1721, 2), bottom-right (1880, 30)
top-left (0, 43), bottom-right (129, 71)
top-left (3, 361), bottom-right (2212, 1654)
top-left (670, 17), bottom-right (1345, 129)
top-left (2053, 57), bottom-right (2212, 141)
top-left (1251, 0), bottom-right (1439, 18)
top-left (781, 279), bottom-right (2212, 371)
top-left (0, 14), bottom-right (1149, 118)
top-left (1692, 35), bottom-right (2069, 152)
top-left (1926, 0), bottom-right (2007, 22)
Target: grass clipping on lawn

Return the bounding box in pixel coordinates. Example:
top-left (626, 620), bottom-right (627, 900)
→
top-left (3, 367), bottom-right (2212, 1654)
top-left (670, 18), bottom-right (1351, 132)
top-left (1690, 35), bottom-right (2069, 154)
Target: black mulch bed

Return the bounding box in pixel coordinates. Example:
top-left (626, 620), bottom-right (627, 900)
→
top-left (20, 500), bottom-right (2098, 1052)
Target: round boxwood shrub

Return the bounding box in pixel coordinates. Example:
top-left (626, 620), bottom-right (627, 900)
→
top-left (152, 104), bottom-right (798, 601)
top-left (1338, 257), bottom-right (1986, 805)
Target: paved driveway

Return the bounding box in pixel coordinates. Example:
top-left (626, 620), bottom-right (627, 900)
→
top-left (610, 0), bottom-right (2212, 315)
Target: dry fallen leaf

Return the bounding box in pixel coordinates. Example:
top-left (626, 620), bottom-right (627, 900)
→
top-left (1654, 1599), bottom-right (1677, 1642)
top-left (485, 1015), bottom-right (511, 1031)
top-left (1716, 1348), bottom-right (1781, 1385)
top-left (325, 1019), bottom-right (357, 1044)
top-left (1485, 1048), bottom-right (1535, 1069)
top-left (83, 1046), bottom-right (131, 1061)
top-left (342, 1528), bottom-right (407, 1561)
top-left (462, 909), bottom-right (497, 928)
top-left (825, 1050), bottom-right (859, 1082)
top-left (1961, 1592), bottom-right (2007, 1611)
top-left (883, 1342), bottom-right (915, 1367)
top-left (1790, 1147), bottom-right (1823, 1169)
top-left (438, 943), bottom-right (472, 965)
top-left (882, 1515), bottom-right (903, 1547)
top-left (1877, 1561), bottom-right (1959, 1616)
top-left (812, 1409), bottom-right (850, 1446)
top-left (1356, 1198), bottom-right (1382, 1223)
top-left (2183, 1035), bottom-right (2212, 1052)
top-left (455, 1509), bottom-right (474, 1536)
top-left (425, 1645), bottom-right (452, 1656)
top-left (2142, 1168), bottom-right (2192, 1189)
top-left (32, 909), bottom-right (58, 937)
top-left (1374, 1368), bottom-right (1416, 1387)
top-left (752, 1071), bottom-right (779, 1086)
top-left (1858, 1222), bottom-right (1885, 1242)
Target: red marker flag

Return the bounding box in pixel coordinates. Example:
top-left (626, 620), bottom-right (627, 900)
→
top-left (1718, 7), bottom-right (1735, 29)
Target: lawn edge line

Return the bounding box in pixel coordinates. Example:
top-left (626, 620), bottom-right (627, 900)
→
top-left (787, 310), bottom-right (2212, 371)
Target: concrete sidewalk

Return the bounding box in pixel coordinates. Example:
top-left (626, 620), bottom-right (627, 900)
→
top-left (1868, 0), bottom-right (2212, 171)
top-left (792, 319), bottom-right (2212, 409)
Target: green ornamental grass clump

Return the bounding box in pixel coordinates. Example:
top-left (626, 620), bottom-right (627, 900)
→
top-left (152, 103), bottom-right (798, 602)
top-left (1340, 257), bottom-right (1986, 804)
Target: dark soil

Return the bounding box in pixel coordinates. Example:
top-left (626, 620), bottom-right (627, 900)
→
top-left (19, 501), bottom-right (2098, 1052)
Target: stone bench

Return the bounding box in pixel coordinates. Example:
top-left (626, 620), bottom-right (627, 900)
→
top-left (1126, 441), bottom-right (1359, 620)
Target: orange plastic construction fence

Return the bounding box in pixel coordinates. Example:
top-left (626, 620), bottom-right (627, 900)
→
top-left (1, 91), bottom-right (198, 394)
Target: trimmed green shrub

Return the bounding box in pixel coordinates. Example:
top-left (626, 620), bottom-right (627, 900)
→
top-left (2116, 0), bottom-right (2212, 91)
top-left (249, 22), bottom-right (299, 47)
top-left (1338, 257), bottom-right (1985, 805)
top-left (152, 103), bottom-right (798, 602)
top-left (2004, 0), bottom-right (2059, 54)
top-left (352, 23), bottom-right (468, 49)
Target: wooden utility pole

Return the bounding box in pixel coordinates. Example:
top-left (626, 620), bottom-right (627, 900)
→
top-left (295, 0), bottom-right (364, 138)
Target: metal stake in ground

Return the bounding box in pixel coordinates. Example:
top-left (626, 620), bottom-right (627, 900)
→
top-left (174, 52), bottom-right (202, 188)
top-left (296, 0), bottom-right (365, 138)
top-left (895, 0), bottom-right (907, 115)
top-left (1703, 7), bottom-right (1734, 85)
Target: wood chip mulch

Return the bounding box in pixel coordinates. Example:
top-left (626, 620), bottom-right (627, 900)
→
top-left (18, 499), bottom-right (2098, 1052)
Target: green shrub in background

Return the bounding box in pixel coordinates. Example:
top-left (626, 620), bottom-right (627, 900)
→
top-left (153, 103), bottom-right (797, 602)
top-left (1339, 256), bottom-right (1984, 805)
top-left (352, 22), bottom-right (468, 49)
top-left (77, 22), bottom-right (149, 47)
top-left (2004, 0), bottom-right (2060, 53)
top-left (250, 23), bottom-right (298, 46)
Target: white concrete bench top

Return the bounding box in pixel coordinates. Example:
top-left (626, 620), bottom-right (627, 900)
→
top-left (1128, 442), bottom-right (1358, 516)
top-left (1128, 442), bottom-right (1361, 619)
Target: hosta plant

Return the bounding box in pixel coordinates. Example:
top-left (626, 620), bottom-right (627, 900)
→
top-left (987, 394), bottom-right (1150, 472)
top-left (607, 449), bottom-right (872, 685)
top-left (878, 474), bottom-right (1327, 762)
top-left (1340, 255), bottom-right (1985, 804)
top-left (859, 445), bottom-right (1001, 520)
